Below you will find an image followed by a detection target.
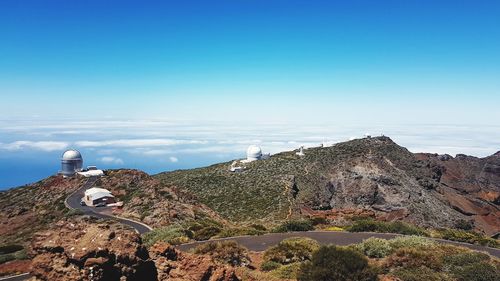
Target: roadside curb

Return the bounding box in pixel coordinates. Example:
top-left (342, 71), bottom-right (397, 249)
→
top-left (0, 273), bottom-right (29, 281)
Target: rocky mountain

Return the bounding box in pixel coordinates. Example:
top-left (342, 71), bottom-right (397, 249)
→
top-left (156, 136), bottom-right (500, 235)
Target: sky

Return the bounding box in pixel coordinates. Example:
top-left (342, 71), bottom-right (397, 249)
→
top-left (0, 1), bottom-right (499, 189)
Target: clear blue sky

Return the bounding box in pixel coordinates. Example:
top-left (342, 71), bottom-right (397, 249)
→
top-left (1, 0), bottom-right (499, 124)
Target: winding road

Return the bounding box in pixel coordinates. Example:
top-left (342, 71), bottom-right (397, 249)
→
top-left (65, 176), bottom-right (152, 234)
top-left (177, 231), bottom-right (500, 258)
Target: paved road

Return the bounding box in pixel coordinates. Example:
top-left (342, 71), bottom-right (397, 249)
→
top-left (65, 176), bottom-right (152, 234)
top-left (177, 231), bottom-right (500, 258)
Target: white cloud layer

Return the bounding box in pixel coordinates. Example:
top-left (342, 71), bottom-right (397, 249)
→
top-left (0, 141), bottom-right (69, 151)
top-left (75, 139), bottom-right (207, 148)
top-left (169, 156), bottom-right (179, 163)
top-left (98, 156), bottom-right (124, 165)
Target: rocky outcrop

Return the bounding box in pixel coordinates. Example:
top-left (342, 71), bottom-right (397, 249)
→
top-left (29, 217), bottom-right (157, 281)
top-left (150, 242), bottom-right (240, 281)
top-left (28, 218), bottom-right (243, 281)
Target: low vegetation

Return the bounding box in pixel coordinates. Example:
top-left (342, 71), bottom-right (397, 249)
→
top-left (346, 218), bottom-right (428, 236)
top-left (273, 219), bottom-right (314, 233)
top-left (263, 237), bottom-right (320, 265)
top-left (432, 228), bottom-right (500, 248)
top-left (297, 245), bottom-right (378, 281)
top-left (193, 240), bottom-right (250, 266)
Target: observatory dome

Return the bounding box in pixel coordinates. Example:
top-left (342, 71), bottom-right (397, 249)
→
top-left (62, 149), bottom-right (82, 160)
top-left (60, 149), bottom-right (83, 177)
top-left (246, 145), bottom-right (262, 161)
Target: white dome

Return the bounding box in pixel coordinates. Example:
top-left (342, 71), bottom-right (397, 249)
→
top-left (62, 149), bottom-right (82, 160)
top-left (246, 145), bottom-right (262, 160)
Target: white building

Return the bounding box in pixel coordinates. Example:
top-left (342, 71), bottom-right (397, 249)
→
top-left (78, 169), bottom-right (104, 177)
top-left (84, 187), bottom-right (115, 206)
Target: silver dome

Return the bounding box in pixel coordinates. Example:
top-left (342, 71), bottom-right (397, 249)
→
top-left (60, 149), bottom-right (83, 176)
top-left (62, 149), bottom-right (82, 160)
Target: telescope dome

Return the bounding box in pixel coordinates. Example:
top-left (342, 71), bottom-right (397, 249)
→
top-left (246, 145), bottom-right (262, 161)
top-left (62, 149), bottom-right (82, 160)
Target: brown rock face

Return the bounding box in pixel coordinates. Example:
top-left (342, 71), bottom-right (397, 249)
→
top-left (150, 242), bottom-right (240, 281)
top-left (417, 152), bottom-right (500, 235)
top-left (29, 217), bottom-right (157, 281)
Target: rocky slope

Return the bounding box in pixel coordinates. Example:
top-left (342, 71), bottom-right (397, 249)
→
top-left (156, 136), bottom-right (500, 235)
top-left (0, 175), bottom-right (85, 247)
top-left (29, 217), bottom-right (243, 281)
top-left (95, 169), bottom-right (223, 228)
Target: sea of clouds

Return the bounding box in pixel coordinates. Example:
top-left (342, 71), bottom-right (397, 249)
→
top-left (1, 119), bottom-right (499, 189)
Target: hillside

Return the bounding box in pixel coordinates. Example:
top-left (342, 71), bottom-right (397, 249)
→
top-left (156, 136), bottom-right (500, 235)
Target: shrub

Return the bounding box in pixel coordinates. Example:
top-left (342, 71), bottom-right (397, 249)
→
top-left (452, 262), bottom-right (500, 281)
top-left (261, 260), bottom-right (281, 271)
top-left (435, 229), bottom-right (500, 248)
top-left (384, 247), bottom-right (442, 271)
top-left (297, 245), bottom-right (378, 281)
top-left (324, 226), bottom-right (344, 231)
top-left (270, 262), bottom-right (301, 279)
top-left (443, 251), bottom-right (490, 268)
top-left (391, 266), bottom-right (451, 281)
top-left (274, 219), bottom-right (314, 233)
top-left (0, 254), bottom-right (15, 264)
top-left (13, 249), bottom-right (28, 260)
top-left (216, 227), bottom-right (266, 238)
top-left (193, 240), bottom-right (250, 266)
top-left (142, 225), bottom-right (189, 246)
top-left (0, 245), bottom-right (23, 255)
top-left (263, 237), bottom-right (320, 264)
top-left (388, 235), bottom-right (435, 250)
top-left (310, 217), bottom-right (327, 226)
top-left (193, 226), bottom-right (222, 241)
top-left (454, 219), bottom-right (474, 231)
top-left (347, 219), bottom-right (427, 236)
top-left (356, 237), bottom-right (392, 258)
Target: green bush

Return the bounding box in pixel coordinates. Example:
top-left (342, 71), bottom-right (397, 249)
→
top-left (347, 219), bottom-right (427, 236)
top-left (297, 245), bottom-right (378, 281)
top-left (270, 262), bottom-right (301, 279)
top-left (263, 237), bottom-right (320, 264)
top-left (443, 251), bottom-right (490, 268)
top-left (193, 226), bottom-right (222, 241)
top-left (452, 262), bottom-right (500, 281)
top-left (216, 227), bottom-right (266, 238)
top-left (0, 253), bottom-right (15, 264)
top-left (356, 237), bottom-right (392, 258)
top-left (435, 229), bottom-right (500, 248)
top-left (454, 219), bottom-right (473, 231)
top-left (142, 225), bottom-right (190, 246)
top-left (261, 260), bottom-right (281, 271)
top-left (274, 219), bottom-right (314, 233)
top-left (193, 240), bottom-right (250, 266)
top-left (384, 247), bottom-right (443, 271)
top-left (0, 245), bottom-right (23, 255)
top-left (13, 249), bottom-right (28, 260)
top-left (389, 235), bottom-right (436, 250)
top-left (391, 266), bottom-right (451, 281)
